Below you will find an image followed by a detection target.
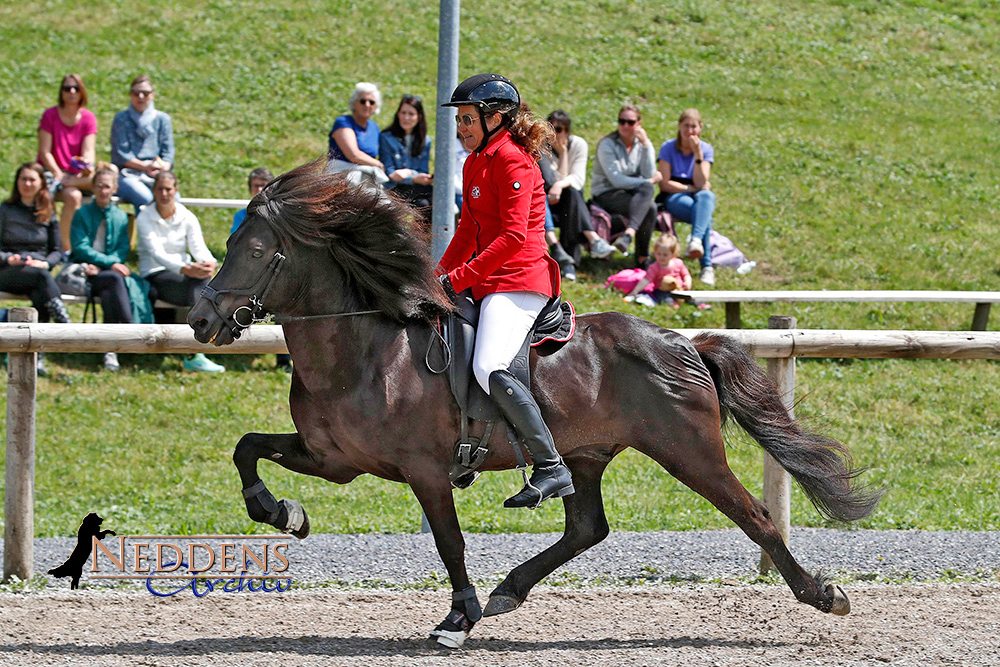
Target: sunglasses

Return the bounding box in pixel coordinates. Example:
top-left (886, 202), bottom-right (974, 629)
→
top-left (618, 118), bottom-right (637, 126)
top-left (553, 126), bottom-right (566, 134)
top-left (61, 85), bottom-right (80, 93)
top-left (455, 114), bottom-right (477, 127)
top-left (131, 89), bottom-right (154, 97)
top-left (402, 95), bottom-right (422, 104)
top-left (358, 98), bottom-right (377, 106)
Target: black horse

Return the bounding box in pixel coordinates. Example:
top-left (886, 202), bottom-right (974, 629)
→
top-left (189, 162), bottom-right (880, 648)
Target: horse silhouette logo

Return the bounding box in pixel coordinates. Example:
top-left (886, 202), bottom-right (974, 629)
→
top-left (48, 513), bottom-right (116, 589)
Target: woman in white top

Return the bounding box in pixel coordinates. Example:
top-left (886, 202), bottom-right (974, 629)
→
top-left (136, 171), bottom-right (224, 372)
top-left (539, 110), bottom-right (614, 278)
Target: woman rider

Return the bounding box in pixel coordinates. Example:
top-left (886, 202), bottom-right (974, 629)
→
top-left (437, 74), bottom-right (574, 509)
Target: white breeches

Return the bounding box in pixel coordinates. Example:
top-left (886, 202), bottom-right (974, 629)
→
top-left (473, 291), bottom-right (549, 394)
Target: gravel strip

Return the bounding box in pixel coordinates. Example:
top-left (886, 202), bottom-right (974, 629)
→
top-left (9, 528), bottom-right (999, 588)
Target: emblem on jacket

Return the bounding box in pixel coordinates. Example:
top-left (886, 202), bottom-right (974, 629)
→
top-left (471, 186), bottom-right (480, 198)
top-left (512, 181), bottom-right (521, 190)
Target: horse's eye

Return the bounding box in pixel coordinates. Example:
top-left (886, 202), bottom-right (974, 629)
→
top-left (252, 250), bottom-right (264, 259)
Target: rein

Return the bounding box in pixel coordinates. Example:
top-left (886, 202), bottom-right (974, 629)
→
top-left (200, 250), bottom-right (382, 338)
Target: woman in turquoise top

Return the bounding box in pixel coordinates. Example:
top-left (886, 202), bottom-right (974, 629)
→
top-left (71, 167), bottom-right (153, 370)
top-left (379, 94), bottom-right (433, 219)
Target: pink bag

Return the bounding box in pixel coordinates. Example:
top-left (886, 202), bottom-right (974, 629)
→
top-left (605, 268), bottom-right (654, 294)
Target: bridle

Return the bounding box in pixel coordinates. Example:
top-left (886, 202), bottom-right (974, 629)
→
top-left (198, 248), bottom-right (383, 339)
top-left (199, 251), bottom-right (286, 339)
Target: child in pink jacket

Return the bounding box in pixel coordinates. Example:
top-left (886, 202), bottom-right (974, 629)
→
top-left (625, 234), bottom-right (708, 308)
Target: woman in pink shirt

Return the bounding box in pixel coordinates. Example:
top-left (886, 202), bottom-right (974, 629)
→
top-left (37, 73), bottom-right (98, 249)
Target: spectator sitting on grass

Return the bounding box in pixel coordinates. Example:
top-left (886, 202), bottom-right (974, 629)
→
top-left (326, 82), bottom-right (388, 186)
top-left (624, 233), bottom-right (707, 310)
top-left (230, 167), bottom-right (274, 234)
top-left (539, 109), bottom-right (615, 280)
top-left (37, 73), bottom-right (98, 250)
top-left (110, 74), bottom-right (175, 211)
top-left (591, 104), bottom-right (661, 268)
top-left (136, 171), bottom-right (224, 373)
top-left (656, 108), bottom-right (716, 286)
top-left (70, 166), bottom-right (154, 372)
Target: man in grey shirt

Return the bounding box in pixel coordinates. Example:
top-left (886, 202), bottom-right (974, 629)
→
top-left (110, 74), bottom-right (175, 211)
top-left (591, 104), bottom-right (661, 267)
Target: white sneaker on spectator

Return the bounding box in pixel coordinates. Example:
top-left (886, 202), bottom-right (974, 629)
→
top-left (589, 237), bottom-right (615, 259)
top-left (634, 293), bottom-right (657, 308)
top-left (685, 237), bottom-right (704, 260)
top-left (103, 352), bottom-right (120, 372)
top-left (699, 266), bottom-right (716, 286)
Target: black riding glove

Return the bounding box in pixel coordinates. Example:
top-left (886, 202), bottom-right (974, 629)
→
top-left (439, 274), bottom-right (458, 300)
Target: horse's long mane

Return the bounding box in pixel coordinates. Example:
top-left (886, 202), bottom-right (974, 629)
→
top-left (248, 160), bottom-right (452, 322)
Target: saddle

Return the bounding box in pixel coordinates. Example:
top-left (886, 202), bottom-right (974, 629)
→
top-left (428, 291), bottom-right (576, 487)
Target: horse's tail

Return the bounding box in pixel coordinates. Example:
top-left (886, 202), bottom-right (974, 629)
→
top-left (693, 332), bottom-right (883, 523)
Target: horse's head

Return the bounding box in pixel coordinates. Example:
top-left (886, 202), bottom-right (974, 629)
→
top-left (189, 161), bottom-right (452, 346)
top-left (188, 205), bottom-right (292, 346)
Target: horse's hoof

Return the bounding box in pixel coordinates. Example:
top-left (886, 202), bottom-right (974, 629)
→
top-left (483, 594), bottom-right (521, 617)
top-left (826, 584), bottom-right (851, 616)
top-left (280, 499), bottom-right (310, 539)
top-left (429, 628), bottom-right (468, 649)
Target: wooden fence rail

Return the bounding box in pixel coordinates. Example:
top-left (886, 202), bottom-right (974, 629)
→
top-left (4, 315), bottom-right (1000, 581)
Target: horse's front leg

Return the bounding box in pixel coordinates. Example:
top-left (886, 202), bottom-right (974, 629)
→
top-left (233, 432), bottom-right (360, 539)
top-left (408, 473), bottom-right (481, 649)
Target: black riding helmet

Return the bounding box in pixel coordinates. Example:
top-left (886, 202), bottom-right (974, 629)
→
top-left (442, 73), bottom-right (520, 152)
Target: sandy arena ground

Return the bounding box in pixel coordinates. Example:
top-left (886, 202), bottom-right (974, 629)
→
top-left (1, 582), bottom-right (997, 666)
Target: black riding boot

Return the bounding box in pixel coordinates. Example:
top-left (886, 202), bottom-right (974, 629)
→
top-left (488, 369), bottom-right (574, 508)
top-left (44, 297), bottom-right (72, 324)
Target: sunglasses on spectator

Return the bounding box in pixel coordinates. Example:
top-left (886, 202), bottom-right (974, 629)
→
top-left (61, 85), bottom-right (80, 93)
top-left (618, 118), bottom-right (637, 126)
top-left (131, 89), bottom-right (154, 97)
top-left (553, 126), bottom-right (566, 133)
top-left (403, 95), bottom-right (422, 104)
top-left (358, 99), bottom-right (377, 106)
top-left (455, 114), bottom-right (477, 127)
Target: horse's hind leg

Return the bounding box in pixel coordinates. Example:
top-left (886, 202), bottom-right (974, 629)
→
top-left (641, 429), bottom-right (850, 615)
top-left (233, 432), bottom-right (359, 539)
top-left (484, 452), bottom-right (614, 617)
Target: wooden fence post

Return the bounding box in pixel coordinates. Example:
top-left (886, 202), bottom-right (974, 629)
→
top-left (4, 308), bottom-right (38, 582)
top-left (760, 315), bottom-right (795, 574)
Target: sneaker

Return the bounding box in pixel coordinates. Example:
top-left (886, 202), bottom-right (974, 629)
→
top-left (589, 237), bottom-right (615, 260)
top-left (183, 353), bottom-right (226, 373)
top-left (685, 237), bottom-right (704, 260)
top-left (634, 293), bottom-right (657, 308)
top-left (36, 352), bottom-right (47, 377)
top-left (562, 266), bottom-right (577, 281)
top-left (699, 266), bottom-right (716, 286)
top-left (613, 235), bottom-right (631, 255)
top-left (549, 242), bottom-right (574, 269)
top-left (103, 352), bottom-right (120, 372)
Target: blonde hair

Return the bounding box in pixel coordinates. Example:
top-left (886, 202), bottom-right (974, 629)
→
top-left (675, 108), bottom-right (703, 143)
top-left (653, 233), bottom-right (680, 259)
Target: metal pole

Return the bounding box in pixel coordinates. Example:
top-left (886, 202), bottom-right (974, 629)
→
top-left (4, 308), bottom-right (38, 582)
top-left (430, 0), bottom-right (460, 264)
top-left (760, 314), bottom-right (795, 574)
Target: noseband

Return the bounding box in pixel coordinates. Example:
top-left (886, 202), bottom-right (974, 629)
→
top-left (199, 251), bottom-right (286, 338)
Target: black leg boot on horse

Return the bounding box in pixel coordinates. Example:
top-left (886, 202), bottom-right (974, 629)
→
top-left (489, 369), bottom-right (575, 508)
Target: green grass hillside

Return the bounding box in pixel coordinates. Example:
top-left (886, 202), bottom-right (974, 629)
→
top-left (1, 0), bottom-right (998, 536)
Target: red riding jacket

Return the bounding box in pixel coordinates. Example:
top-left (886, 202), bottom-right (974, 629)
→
top-left (438, 129), bottom-right (560, 301)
